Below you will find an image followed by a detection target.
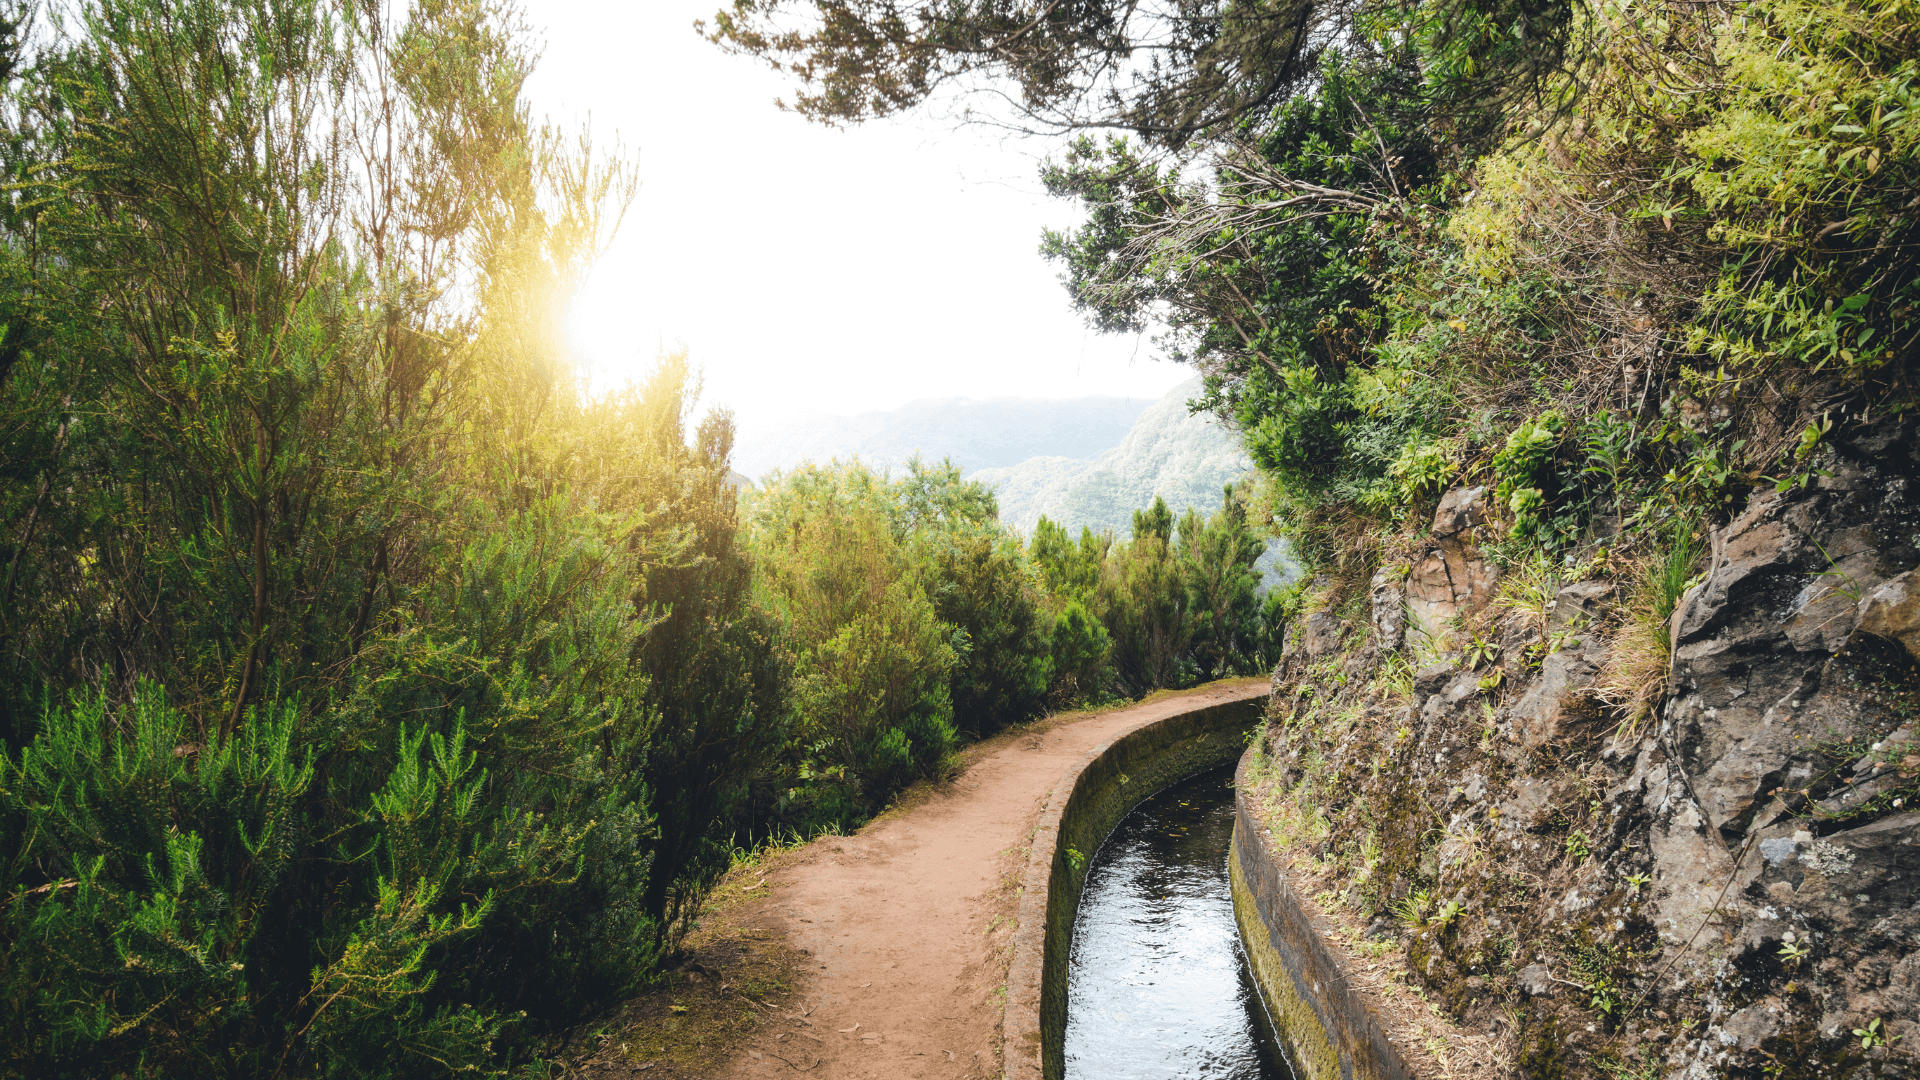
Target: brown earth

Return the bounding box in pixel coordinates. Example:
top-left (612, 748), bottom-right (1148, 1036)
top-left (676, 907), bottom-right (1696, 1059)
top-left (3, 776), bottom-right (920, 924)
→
top-left (565, 678), bottom-right (1268, 1079)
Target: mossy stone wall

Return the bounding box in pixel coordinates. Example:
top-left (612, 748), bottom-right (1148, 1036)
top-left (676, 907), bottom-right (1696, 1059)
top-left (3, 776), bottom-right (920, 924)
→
top-left (1037, 697), bottom-right (1262, 1078)
top-left (1232, 748), bottom-right (1419, 1080)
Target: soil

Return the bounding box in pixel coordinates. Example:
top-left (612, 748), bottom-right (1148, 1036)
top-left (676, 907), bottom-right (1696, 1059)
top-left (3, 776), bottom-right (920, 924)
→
top-left (560, 678), bottom-right (1268, 1079)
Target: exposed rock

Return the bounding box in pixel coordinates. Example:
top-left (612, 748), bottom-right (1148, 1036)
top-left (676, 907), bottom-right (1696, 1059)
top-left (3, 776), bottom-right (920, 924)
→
top-left (1497, 777), bottom-right (1557, 832)
top-left (1668, 458), bottom-right (1920, 840)
top-left (1508, 640), bottom-right (1607, 750)
top-left (1718, 1003), bottom-right (1784, 1051)
top-left (1406, 485), bottom-right (1499, 641)
top-left (1433, 485), bottom-right (1490, 537)
top-left (1502, 581), bottom-right (1616, 749)
top-left (1516, 963), bottom-right (1554, 999)
top-left (1371, 566), bottom-right (1408, 653)
top-left (1303, 611), bottom-right (1347, 658)
top-left (1857, 570), bottom-right (1920, 662)
top-left (1256, 417), bottom-right (1920, 1078)
top-left (1551, 579), bottom-right (1614, 632)
top-left (1413, 660), bottom-right (1454, 697)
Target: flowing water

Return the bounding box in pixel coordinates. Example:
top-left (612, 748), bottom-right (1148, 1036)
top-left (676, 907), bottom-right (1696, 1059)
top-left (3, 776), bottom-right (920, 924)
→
top-left (1064, 765), bottom-right (1294, 1080)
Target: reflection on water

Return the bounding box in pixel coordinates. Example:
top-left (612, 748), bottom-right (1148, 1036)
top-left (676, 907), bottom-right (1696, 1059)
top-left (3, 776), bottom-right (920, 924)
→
top-left (1065, 765), bottom-right (1294, 1080)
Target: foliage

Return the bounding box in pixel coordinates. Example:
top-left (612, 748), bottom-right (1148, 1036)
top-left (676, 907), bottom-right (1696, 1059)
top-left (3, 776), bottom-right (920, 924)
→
top-left (746, 463), bottom-right (1283, 824)
top-left (702, 0), bottom-right (1582, 152)
top-left (1491, 410), bottom-right (1568, 538)
top-left (896, 462), bottom-right (1052, 738)
top-left (0, 0), bottom-right (780, 1071)
top-left (747, 461), bottom-right (960, 825)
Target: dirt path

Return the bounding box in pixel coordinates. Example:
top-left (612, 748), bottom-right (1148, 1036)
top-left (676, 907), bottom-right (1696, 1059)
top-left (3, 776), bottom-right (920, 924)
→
top-left (714, 679), bottom-right (1268, 1080)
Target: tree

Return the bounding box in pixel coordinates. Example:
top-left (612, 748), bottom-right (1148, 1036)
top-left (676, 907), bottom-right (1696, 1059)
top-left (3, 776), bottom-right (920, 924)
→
top-left (701, 0), bottom-right (1582, 151)
top-left (895, 460), bottom-right (1050, 736)
top-left (1177, 489), bottom-right (1266, 678)
top-left (748, 461), bottom-right (959, 823)
top-left (0, 0), bottom-right (777, 1072)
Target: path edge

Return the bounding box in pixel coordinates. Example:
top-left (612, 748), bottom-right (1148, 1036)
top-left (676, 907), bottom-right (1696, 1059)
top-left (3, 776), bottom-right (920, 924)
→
top-left (1000, 684), bottom-right (1267, 1080)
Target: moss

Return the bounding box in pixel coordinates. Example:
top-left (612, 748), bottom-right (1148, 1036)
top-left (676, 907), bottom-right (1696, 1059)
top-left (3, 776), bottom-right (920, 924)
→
top-left (1230, 840), bottom-right (1347, 1080)
top-left (1518, 1013), bottom-right (1569, 1080)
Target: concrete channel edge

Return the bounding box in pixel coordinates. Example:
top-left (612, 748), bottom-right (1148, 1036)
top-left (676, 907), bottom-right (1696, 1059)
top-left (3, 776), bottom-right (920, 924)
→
top-left (1230, 747), bottom-right (1420, 1080)
top-left (1000, 686), bottom-right (1266, 1080)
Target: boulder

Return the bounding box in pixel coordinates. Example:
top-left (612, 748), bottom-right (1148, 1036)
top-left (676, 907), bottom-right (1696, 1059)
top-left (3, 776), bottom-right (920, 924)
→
top-left (1406, 485), bottom-right (1500, 643)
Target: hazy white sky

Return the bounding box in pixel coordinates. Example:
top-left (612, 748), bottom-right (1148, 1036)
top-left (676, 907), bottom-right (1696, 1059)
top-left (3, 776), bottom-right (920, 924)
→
top-left (524, 0), bottom-right (1189, 423)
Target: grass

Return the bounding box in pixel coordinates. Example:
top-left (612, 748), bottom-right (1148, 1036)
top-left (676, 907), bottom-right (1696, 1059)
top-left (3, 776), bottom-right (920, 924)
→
top-left (1596, 520), bottom-right (1705, 747)
top-left (1493, 546), bottom-right (1560, 636)
top-left (1651, 518), bottom-right (1706, 626)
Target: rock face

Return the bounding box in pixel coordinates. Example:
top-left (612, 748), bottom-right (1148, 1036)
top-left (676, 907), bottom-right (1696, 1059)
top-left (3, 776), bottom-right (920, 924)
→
top-left (1650, 430), bottom-right (1920, 1075)
top-left (1372, 566), bottom-right (1409, 653)
top-left (1256, 417), bottom-right (1920, 1079)
top-left (1405, 485), bottom-right (1500, 640)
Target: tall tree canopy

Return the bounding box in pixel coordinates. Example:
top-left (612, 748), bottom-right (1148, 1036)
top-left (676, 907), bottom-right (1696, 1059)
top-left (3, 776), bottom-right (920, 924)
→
top-left (701, 0), bottom-right (1580, 149)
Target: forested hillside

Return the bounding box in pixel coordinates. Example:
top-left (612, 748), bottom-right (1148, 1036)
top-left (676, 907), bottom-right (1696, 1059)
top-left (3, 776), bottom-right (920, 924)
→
top-left (971, 375), bottom-right (1253, 535)
top-left (710, 0), bottom-right (1920, 1074)
top-left (0, 3), bottom-right (1291, 1072)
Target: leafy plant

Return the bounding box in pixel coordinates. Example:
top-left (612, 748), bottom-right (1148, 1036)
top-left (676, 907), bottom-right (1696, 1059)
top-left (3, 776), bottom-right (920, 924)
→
top-left (1854, 1017), bottom-right (1900, 1050)
top-left (1565, 831), bottom-right (1592, 862)
top-left (1493, 412), bottom-right (1568, 539)
top-left (1391, 889), bottom-right (1434, 929)
top-left (1389, 440), bottom-right (1459, 502)
top-left (1464, 633), bottom-right (1500, 669)
top-left (1778, 939), bottom-right (1812, 969)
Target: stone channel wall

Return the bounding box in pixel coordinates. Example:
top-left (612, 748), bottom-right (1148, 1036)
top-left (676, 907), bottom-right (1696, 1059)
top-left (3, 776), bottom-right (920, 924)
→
top-left (1232, 750), bottom-right (1418, 1080)
top-left (1001, 690), bottom-right (1265, 1080)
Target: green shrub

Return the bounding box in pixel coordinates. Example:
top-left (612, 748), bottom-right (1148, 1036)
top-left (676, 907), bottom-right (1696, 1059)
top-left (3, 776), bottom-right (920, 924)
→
top-left (748, 462), bottom-right (961, 823)
top-left (1047, 600), bottom-right (1115, 705)
top-left (1492, 411), bottom-right (1568, 539)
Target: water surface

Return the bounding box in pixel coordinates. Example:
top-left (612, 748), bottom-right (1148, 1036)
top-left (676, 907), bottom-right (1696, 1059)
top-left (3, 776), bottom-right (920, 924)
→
top-left (1065, 765), bottom-right (1294, 1079)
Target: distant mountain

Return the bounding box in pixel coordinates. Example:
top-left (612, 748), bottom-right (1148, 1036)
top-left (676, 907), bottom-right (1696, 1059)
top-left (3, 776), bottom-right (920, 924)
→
top-left (971, 377), bottom-right (1254, 538)
top-left (730, 378), bottom-right (1297, 590)
top-left (729, 394), bottom-right (1155, 481)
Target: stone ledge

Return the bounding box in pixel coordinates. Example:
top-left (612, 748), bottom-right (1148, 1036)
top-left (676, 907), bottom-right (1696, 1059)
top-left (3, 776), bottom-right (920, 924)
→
top-left (1001, 686), bottom-right (1267, 1080)
top-left (1232, 746), bottom-right (1421, 1080)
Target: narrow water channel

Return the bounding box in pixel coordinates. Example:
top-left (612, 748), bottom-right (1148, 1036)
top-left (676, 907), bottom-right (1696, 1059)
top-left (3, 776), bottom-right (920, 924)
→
top-left (1065, 765), bottom-right (1294, 1080)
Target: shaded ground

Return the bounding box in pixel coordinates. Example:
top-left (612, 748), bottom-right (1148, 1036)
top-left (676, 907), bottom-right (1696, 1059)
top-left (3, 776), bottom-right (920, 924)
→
top-left (555, 678), bottom-right (1268, 1078)
top-left (548, 867), bottom-right (811, 1077)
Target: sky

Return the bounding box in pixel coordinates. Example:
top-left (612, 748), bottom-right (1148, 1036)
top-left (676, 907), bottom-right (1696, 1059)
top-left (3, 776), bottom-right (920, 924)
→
top-left (522, 0), bottom-right (1189, 425)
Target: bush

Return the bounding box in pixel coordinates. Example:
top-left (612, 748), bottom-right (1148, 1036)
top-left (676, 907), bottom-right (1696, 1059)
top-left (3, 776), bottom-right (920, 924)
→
top-left (748, 462), bottom-right (960, 824)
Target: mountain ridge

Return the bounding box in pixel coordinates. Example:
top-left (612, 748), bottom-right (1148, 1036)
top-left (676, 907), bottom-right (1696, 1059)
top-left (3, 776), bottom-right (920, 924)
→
top-left (729, 393), bottom-right (1157, 480)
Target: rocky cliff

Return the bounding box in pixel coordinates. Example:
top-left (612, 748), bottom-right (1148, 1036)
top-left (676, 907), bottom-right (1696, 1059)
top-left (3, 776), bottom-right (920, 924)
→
top-left (1251, 416), bottom-right (1920, 1079)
